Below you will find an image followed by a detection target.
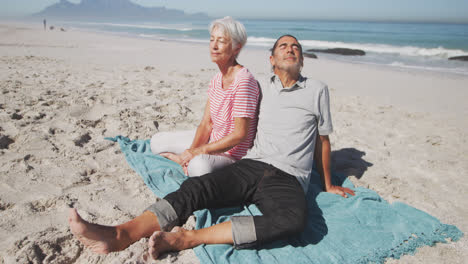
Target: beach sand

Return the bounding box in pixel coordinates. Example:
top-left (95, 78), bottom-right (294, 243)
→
top-left (0, 22), bottom-right (467, 263)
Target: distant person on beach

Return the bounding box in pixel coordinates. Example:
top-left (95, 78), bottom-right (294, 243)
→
top-left (43, 19), bottom-right (46, 30)
top-left (68, 34), bottom-right (355, 259)
top-left (150, 16), bottom-right (260, 177)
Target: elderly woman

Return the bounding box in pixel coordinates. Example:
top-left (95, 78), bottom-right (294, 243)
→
top-left (150, 17), bottom-right (260, 176)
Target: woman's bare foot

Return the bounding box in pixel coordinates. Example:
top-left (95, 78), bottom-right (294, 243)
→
top-left (147, 231), bottom-right (194, 260)
top-left (68, 208), bottom-right (129, 254)
top-left (160, 152), bottom-right (183, 165)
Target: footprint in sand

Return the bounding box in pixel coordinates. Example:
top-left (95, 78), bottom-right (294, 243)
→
top-left (0, 199), bottom-right (15, 211)
top-left (73, 133), bottom-right (92, 147)
top-left (0, 134), bottom-right (15, 149)
top-left (5, 227), bottom-right (83, 264)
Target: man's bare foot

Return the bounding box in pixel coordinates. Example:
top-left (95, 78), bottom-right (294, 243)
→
top-left (170, 226), bottom-right (187, 233)
top-left (148, 231), bottom-right (193, 260)
top-left (68, 208), bottom-right (128, 254)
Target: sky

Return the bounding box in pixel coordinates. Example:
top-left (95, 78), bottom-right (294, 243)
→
top-left (1, 0), bottom-right (468, 23)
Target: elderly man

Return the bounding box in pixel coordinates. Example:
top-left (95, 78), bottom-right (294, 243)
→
top-left (68, 35), bottom-right (355, 259)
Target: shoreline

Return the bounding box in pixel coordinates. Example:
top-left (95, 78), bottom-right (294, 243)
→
top-left (1, 22), bottom-right (467, 263)
top-left (2, 21), bottom-right (468, 124)
top-left (3, 19), bottom-right (468, 77)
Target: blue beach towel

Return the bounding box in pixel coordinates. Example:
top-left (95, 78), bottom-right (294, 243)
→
top-left (106, 136), bottom-right (463, 264)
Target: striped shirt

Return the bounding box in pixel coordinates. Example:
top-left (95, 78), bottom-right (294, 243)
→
top-left (208, 67), bottom-right (260, 160)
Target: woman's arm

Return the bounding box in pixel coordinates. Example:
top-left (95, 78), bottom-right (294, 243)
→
top-left (179, 117), bottom-right (250, 165)
top-left (191, 116), bottom-right (250, 155)
top-left (161, 99), bottom-right (211, 168)
top-left (190, 99), bottom-right (213, 149)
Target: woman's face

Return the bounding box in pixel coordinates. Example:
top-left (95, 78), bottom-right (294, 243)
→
top-left (210, 26), bottom-right (237, 65)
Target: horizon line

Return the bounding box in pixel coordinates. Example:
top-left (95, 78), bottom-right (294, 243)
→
top-left (2, 14), bottom-right (467, 25)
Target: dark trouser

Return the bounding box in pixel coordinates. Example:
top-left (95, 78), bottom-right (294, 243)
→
top-left (146, 159), bottom-right (307, 249)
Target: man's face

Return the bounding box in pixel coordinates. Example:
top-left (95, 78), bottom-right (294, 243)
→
top-left (270, 36), bottom-right (303, 75)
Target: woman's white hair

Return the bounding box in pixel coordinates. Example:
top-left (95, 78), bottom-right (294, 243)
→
top-left (209, 16), bottom-right (247, 54)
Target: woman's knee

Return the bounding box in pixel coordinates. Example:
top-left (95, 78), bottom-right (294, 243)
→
top-left (150, 130), bottom-right (194, 154)
top-left (150, 132), bottom-right (174, 154)
top-left (187, 155), bottom-right (213, 176)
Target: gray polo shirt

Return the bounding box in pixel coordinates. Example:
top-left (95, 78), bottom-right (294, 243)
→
top-left (244, 74), bottom-right (333, 192)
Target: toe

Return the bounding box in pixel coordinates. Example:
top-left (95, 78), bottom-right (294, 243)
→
top-left (171, 226), bottom-right (181, 232)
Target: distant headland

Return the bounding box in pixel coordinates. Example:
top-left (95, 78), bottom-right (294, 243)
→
top-left (32, 0), bottom-right (210, 21)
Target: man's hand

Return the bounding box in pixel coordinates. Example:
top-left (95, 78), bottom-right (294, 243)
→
top-left (326, 185), bottom-right (355, 198)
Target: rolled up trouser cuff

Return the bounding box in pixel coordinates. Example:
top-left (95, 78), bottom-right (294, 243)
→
top-left (144, 199), bottom-right (179, 231)
top-left (231, 215), bottom-right (257, 249)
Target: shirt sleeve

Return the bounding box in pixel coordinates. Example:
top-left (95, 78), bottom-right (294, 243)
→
top-left (318, 85), bottom-right (333, 135)
top-left (232, 73), bottom-right (260, 119)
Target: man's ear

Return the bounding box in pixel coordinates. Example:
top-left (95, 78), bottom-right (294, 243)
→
top-left (270, 55), bottom-right (275, 68)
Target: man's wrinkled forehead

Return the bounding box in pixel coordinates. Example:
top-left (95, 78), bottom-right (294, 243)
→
top-left (271, 35), bottom-right (302, 55)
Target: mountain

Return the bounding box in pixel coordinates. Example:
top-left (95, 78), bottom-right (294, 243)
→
top-left (32, 0), bottom-right (210, 21)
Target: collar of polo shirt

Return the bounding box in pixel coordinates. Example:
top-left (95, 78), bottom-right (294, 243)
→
top-left (270, 74), bottom-right (306, 92)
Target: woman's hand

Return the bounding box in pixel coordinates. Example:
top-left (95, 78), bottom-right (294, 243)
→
top-left (180, 149), bottom-right (195, 166)
top-left (161, 151), bottom-right (196, 176)
top-left (180, 148), bottom-right (205, 175)
top-left (180, 147), bottom-right (205, 164)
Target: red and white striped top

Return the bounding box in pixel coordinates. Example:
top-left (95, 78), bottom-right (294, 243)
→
top-left (208, 67), bottom-right (260, 160)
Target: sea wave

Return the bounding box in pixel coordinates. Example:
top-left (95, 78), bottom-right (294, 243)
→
top-left (386, 61), bottom-right (468, 75)
top-left (138, 34), bottom-right (157, 38)
top-left (247, 36), bottom-right (467, 58)
top-left (72, 21), bottom-right (197, 31)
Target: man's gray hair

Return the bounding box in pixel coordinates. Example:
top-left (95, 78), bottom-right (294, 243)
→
top-left (210, 16), bottom-right (247, 53)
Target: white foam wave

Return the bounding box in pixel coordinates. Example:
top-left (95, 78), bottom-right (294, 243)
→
top-left (247, 36), bottom-right (277, 47)
top-left (73, 21), bottom-right (195, 31)
top-left (247, 36), bottom-right (467, 59)
top-left (385, 61), bottom-right (468, 75)
top-left (138, 34), bottom-right (156, 38)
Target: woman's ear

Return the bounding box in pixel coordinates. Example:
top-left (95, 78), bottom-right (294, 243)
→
top-left (233, 44), bottom-right (242, 56)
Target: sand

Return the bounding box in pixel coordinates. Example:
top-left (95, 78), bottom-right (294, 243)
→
top-left (0, 22), bottom-right (467, 264)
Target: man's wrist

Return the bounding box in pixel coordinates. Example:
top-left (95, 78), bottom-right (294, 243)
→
top-left (324, 180), bottom-right (333, 191)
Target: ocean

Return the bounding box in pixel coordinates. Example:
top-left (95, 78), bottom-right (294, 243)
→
top-left (60, 19), bottom-right (468, 75)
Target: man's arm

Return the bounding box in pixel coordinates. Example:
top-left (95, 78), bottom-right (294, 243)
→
top-left (314, 134), bottom-right (355, 198)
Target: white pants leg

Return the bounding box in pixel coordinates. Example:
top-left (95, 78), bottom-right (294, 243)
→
top-left (150, 130), bottom-right (195, 155)
top-left (150, 130), bottom-right (236, 177)
top-left (187, 154), bottom-right (236, 177)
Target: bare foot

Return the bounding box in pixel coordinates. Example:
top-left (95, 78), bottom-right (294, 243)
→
top-left (160, 152), bottom-right (183, 165)
top-left (68, 208), bottom-right (128, 254)
top-left (148, 231), bottom-right (191, 260)
top-left (170, 226), bottom-right (187, 233)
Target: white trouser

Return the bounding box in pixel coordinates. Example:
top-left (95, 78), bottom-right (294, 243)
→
top-left (150, 130), bottom-right (236, 177)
